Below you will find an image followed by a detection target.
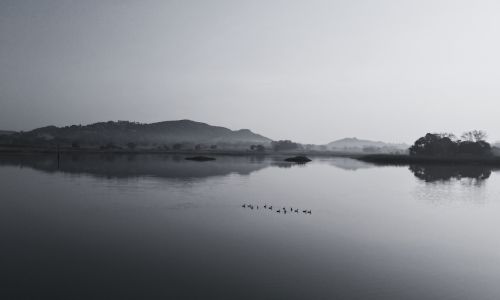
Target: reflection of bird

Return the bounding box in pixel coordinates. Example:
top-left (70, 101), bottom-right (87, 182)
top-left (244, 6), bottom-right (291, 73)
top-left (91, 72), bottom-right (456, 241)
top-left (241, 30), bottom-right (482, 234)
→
top-left (283, 210), bottom-right (286, 214)
top-left (294, 209), bottom-right (298, 213)
top-left (257, 206), bottom-right (259, 210)
top-left (307, 210), bottom-right (312, 214)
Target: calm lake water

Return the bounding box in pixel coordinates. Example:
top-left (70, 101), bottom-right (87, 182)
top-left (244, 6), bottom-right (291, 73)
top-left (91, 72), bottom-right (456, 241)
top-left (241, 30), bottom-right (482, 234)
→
top-left (1, 154), bottom-right (500, 299)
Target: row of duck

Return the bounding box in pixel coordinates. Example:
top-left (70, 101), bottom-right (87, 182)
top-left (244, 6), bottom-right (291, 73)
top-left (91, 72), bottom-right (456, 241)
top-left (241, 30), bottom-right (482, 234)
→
top-left (242, 204), bottom-right (312, 214)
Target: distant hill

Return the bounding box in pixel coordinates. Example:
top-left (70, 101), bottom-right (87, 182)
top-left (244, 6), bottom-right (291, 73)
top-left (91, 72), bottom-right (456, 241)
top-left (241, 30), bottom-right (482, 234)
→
top-left (0, 120), bottom-right (272, 149)
top-left (326, 137), bottom-right (409, 153)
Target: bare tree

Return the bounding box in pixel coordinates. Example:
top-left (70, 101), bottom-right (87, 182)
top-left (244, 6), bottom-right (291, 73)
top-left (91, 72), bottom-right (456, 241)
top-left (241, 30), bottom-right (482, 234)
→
top-left (461, 130), bottom-right (487, 142)
top-left (472, 130), bottom-right (487, 142)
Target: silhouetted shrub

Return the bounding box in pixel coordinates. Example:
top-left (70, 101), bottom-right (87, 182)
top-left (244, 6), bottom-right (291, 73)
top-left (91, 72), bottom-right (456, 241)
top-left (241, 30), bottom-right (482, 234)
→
top-left (250, 144), bottom-right (266, 152)
top-left (271, 140), bottom-right (301, 152)
top-left (457, 141), bottom-right (491, 156)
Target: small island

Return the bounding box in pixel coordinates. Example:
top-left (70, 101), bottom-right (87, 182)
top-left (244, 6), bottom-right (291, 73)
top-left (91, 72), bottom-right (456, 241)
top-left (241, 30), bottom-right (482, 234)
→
top-left (357, 131), bottom-right (499, 165)
top-left (284, 156), bottom-right (312, 163)
top-left (185, 156), bottom-right (216, 161)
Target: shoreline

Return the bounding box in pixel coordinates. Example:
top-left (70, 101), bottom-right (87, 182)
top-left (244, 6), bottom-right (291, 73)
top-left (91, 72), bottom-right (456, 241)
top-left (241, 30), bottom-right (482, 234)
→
top-left (357, 154), bottom-right (500, 166)
top-left (4, 146), bottom-right (500, 166)
top-left (0, 145), bottom-right (361, 158)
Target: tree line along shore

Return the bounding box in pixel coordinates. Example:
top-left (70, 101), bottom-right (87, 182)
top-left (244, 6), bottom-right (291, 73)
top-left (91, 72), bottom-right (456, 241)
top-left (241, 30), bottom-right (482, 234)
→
top-left (1, 129), bottom-right (499, 165)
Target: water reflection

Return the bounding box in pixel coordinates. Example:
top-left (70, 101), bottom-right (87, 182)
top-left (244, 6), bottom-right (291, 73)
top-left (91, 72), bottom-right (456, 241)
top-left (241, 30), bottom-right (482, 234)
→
top-left (3, 155), bottom-right (498, 187)
top-left (409, 164), bottom-right (494, 184)
top-left (0, 154), bottom-right (272, 180)
top-left (2, 154), bottom-right (500, 299)
top-left (328, 157), bottom-right (375, 171)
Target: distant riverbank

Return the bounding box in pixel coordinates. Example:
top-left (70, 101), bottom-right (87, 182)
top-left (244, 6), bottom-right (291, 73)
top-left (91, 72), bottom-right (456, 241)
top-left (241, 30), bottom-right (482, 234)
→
top-left (357, 154), bottom-right (500, 166)
top-left (0, 144), bottom-right (360, 158)
top-left (4, 145), bottom-right (500, 166)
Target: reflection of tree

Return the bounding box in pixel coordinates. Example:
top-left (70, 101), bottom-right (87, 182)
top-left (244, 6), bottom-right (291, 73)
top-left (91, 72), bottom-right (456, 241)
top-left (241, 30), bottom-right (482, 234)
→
top-left (409, 164), bottom-right (492, 183)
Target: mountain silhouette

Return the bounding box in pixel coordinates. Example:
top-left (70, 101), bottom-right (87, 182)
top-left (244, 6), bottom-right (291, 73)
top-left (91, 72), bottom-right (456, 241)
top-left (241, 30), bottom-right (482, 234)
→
top-left (4, 120), bottom-right (271, 148)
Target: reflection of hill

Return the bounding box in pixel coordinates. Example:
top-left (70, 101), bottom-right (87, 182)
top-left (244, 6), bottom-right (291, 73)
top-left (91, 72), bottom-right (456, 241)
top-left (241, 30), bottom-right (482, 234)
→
top-left (0, 154), bottom-right (270, 180)
top-left (409, 164), bottom-right (494, 183)
top-left (328, 158), bottom-right (375, 171)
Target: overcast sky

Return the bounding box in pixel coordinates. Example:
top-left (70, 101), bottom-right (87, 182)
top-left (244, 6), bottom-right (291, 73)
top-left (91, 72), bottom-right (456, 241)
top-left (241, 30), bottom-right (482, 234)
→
top-left (1, 0), bottom-right (500, 144)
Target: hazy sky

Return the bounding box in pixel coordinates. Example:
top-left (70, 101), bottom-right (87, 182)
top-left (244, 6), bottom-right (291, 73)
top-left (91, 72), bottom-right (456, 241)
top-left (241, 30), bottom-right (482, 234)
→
top-left (1, 0), bottom-right (500, 144)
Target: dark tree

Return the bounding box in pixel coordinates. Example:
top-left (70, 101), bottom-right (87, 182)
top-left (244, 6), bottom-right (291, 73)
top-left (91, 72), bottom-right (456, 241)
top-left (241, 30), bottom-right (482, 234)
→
top-left (409, 133), bottom-right (457, 156)
top-left (271, 140), bottom-right (301, 152)
top-left (410, 132), bottom-right (491, 157)
top-left (457, 140), bottom-right (491, 156)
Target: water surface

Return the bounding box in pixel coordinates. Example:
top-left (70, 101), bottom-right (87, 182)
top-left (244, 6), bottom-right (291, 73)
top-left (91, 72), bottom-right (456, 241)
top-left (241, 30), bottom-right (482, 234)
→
top-left (1, 154), bottom-right (500, 299)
